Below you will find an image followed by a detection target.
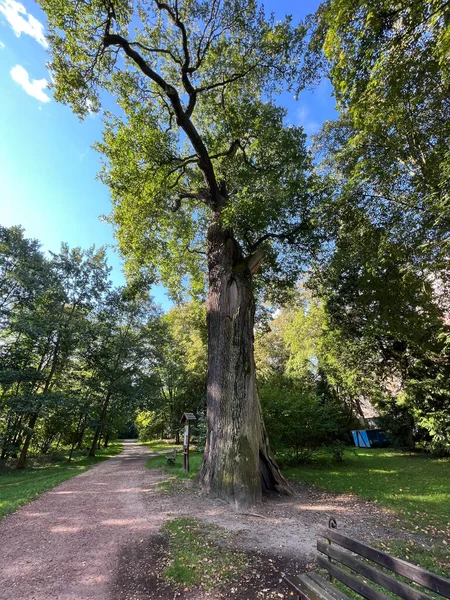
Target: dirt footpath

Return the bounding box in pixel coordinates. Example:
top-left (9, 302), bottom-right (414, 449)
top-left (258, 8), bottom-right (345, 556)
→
top-left (0, 442), bottom-right (169, 600)
top-left (0, 441), bottom-right (399, 600)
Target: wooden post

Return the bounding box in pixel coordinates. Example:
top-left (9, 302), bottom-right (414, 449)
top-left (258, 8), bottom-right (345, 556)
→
top-left (181, 413), bottom-right (196, 473)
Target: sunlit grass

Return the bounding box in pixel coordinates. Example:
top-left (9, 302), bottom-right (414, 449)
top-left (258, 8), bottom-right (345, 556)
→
top-left (140, 439), bottom-right (183, 453)
top-left (146, 451), bottom-right (203, 491)
top-left (0, 442), bottom-right (123, 519)
top-left (147, 451), bottom-right (202, 473)
top-left (283, 449), bottom-right (450, 535)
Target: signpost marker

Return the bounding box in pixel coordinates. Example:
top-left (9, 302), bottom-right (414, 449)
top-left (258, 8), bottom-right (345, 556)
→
top-left (180, 413), bottom-right (196, 472)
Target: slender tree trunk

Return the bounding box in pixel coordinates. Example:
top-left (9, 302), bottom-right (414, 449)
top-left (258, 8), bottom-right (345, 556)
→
top-left (89, 425), bottom-right (101, 457)
top-left (88, 393), bottom-right (111, 457)
top-left (198, 218), bottom-right (291, 508)
top-left (77, 415), bottom-right (87, 449)
top-left (16, 333), bottom-right (62, 469)
top-left (1, 409), bottom-right (15, 459)
top-left (69, 413), bottom-right (84, 462)
top-left (16, 412), bottom-right (38, 469)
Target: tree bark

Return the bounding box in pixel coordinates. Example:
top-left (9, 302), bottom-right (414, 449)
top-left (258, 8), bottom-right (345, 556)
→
top-left (198, 217), bottom-right (291, 508)
top-left (88, 393), bottom-right (111, 457)
top-left (89, 424), bottom-right (101, 457)
top-left (16, 412), bottom-right (38, 469)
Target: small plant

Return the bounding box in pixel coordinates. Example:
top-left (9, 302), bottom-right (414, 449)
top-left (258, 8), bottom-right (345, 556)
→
top-left (328, 441), bottom-right (346, 462)
top-left (430, 441), bottom-right (450, 458)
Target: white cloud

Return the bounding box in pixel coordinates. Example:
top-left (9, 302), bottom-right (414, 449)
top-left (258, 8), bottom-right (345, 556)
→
top-left (0, 0), bottom-right (47, 48)
top-left (296, 105), bottom-right (320, 137)
top-left (10, 64), bottom-right (50, 103)
top-left (0, 40), bottom-right (5, 48)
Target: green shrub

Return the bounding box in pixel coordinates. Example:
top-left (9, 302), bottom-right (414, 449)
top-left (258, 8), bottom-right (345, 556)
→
top-left (135, 410), bottom-right (165, 441)
top-left (260, 377), bottom-right (352, 464)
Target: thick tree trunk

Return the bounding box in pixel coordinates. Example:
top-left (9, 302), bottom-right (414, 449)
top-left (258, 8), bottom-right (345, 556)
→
top-left (198, 218), bottom-right (291, 508)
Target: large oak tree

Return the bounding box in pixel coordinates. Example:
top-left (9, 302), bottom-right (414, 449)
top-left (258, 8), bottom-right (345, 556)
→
top-left (40, 0), bottom-right (320, 506)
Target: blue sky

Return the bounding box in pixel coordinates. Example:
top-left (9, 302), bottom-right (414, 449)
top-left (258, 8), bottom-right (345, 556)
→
top-left (0, 0), bottom-right (335, 311)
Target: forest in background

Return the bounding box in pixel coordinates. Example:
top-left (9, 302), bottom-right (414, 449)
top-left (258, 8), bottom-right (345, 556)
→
top-left (1, 0), bottom-right (449, 471)
top-left (1, 216), bottom-right (449, 469)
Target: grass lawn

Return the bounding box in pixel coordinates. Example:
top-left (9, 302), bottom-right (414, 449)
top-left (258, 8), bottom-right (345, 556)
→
top-left (284, 448), bottom-right (450, 579)
top-left (147, 450), bottom-right (203, 490)
top-left (140, 439), bottom-right (183, 453)
top-left (0, 442), bottom-right (122, 519)
top-left (283, 448), bottom-right (450, 535)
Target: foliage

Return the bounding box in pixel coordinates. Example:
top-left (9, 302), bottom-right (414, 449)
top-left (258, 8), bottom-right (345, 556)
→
top-left (311, 217), bottom-right (450, 445)
top-left (0, 225), bottom-right (161, 466)
top-left (135, 301), bottom-right (207, 441)
top-left (136, 411), bottom-right (165, 441)
top-left (38, 0), bottom-right (320, 297)
top-left (255, 300), bottom-right (358, 464)
top-left (299, 0), bottom-right (450, 451)
top-left (260, 376), bottom-right (353, 465)
top-left (191, 411), bottom-right (206, 451)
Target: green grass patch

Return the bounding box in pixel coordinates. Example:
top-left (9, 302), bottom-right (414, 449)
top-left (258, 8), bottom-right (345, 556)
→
top-left (378, 538), bottom-right (450, 580)
top-left (147, 451), bottom-right (203, 492)
top-left (163, 517), bottom-right (247, 589)
top-left (283, 448), bottom-right (450, 535)
top-left (284, 447), bottom-right (450, 581)
top-left (141, 440), bottom-right (183, 453)
top-left (0, 442), bottom-right (122, 519)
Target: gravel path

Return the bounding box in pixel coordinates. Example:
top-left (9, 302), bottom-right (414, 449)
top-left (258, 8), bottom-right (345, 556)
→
top-left (0, 441), bottom-right (166, 600)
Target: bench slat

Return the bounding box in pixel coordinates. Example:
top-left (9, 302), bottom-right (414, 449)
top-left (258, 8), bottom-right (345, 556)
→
top-left (317, 539), bottom-right (434, 600)
top-left (317, 555), bottom-right (392, 600)
top-left (284, 573), bottom-right (349, 600)
top-left (307, 572), bottom-right (354, 600)
top-left (317, 525), bottom-right (450, 599)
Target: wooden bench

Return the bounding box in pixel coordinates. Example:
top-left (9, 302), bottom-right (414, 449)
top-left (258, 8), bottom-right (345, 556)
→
top-left (284, 519), bottom-right (450, 600)
top-left (165, 448), bottom-right (177, 466)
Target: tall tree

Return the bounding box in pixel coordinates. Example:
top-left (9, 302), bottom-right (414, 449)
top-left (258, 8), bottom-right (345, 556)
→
top-left (40, 0), bottom-right (320, 505)
top-left (81, 288), bottom-right (158, 456)
top-left (309, 0), bottom-right (450, 262)
top-left (304, 0), bottom-right (450, 450)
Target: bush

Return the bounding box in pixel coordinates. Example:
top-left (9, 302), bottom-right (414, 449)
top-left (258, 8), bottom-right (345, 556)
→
top-left (191, 411), bottom-right (206, 452)
top-left (135, 410), bottom-right (165, 441)
top-left (260, 376), bottom-right (353, 465)
top-left (429, 440), bottom-right (450, 458)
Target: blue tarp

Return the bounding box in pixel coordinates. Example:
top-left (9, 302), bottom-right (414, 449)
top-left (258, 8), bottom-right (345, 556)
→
top-left (352, 429), bottom-right (390, 448)
top-left (352, 430), bottom-right (370, 447)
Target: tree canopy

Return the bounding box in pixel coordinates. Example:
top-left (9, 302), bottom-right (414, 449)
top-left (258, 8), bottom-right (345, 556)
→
top-left (40, 0), bottom-right (322, 298)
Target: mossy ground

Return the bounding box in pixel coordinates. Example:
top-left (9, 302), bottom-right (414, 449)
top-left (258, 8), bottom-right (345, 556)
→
top-left (162, 517), bottom-right (247, 589)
